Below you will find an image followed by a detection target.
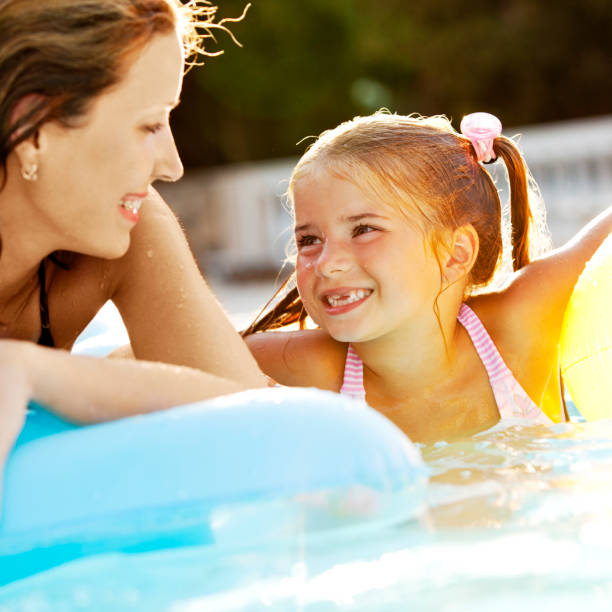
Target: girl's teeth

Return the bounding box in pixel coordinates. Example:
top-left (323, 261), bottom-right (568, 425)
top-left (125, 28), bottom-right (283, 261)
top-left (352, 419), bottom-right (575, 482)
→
top-left (327, 289), bottom-right (370, 307)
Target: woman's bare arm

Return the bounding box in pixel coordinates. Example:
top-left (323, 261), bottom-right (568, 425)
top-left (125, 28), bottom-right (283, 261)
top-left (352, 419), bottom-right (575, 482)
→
top-left (109, 190), bottom-right (267, 388)
top-left (2, 340), bottom-right (252, 426)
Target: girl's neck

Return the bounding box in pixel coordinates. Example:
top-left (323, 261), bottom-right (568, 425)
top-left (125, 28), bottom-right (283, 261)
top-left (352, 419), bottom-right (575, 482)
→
top-left (352, 310), bottom-right (462, 395)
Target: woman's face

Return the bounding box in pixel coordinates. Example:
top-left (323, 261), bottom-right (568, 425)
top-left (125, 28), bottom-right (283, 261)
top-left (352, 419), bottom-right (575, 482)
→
top-left (31, 30), bottom-right (185, 258)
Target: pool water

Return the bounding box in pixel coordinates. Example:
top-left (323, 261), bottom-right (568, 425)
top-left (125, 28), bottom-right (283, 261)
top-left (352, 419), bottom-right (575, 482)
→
top-left (3, 415), bottom-right (612, 611)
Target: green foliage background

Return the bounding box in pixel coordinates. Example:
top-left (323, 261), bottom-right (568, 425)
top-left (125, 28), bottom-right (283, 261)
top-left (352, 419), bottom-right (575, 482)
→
top-left (172, 0), bottom-right (612, 167)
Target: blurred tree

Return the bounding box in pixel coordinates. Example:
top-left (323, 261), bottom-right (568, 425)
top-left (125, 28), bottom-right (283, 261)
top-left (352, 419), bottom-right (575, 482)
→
top-left (171, 0), bottom-right (612, 167)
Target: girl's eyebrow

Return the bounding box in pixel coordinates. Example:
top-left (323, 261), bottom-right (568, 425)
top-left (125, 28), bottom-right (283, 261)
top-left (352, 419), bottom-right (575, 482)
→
top-left (294, 222), bottom-right (313, 233)
top-left (295, 213), bottom-right (389, 234)
top-left (344, 213), bottom-right (388, 223)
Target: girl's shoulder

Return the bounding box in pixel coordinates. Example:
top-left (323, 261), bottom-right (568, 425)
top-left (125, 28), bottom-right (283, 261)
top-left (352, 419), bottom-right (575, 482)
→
top-left (245, 328), bottom-right (347, 390)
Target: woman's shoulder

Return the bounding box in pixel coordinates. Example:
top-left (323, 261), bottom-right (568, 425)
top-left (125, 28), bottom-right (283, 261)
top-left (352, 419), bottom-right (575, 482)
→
top-left (245, 328), bottom-right (347, 390)
top-left (45, 191), bottom-right (179, 347)
top-left (45, 253), bottom-right (115, 348)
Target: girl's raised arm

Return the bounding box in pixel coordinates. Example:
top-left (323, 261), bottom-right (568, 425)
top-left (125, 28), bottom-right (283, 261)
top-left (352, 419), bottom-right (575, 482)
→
top-left (504, 204), bottom-right (612, 328)
top-left (480, 204), bottom-right (612, 408)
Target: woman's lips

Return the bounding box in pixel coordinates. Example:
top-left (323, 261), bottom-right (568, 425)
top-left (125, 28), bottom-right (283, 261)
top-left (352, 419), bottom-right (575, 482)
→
top-left (118, 194), bottom-right (146, 224)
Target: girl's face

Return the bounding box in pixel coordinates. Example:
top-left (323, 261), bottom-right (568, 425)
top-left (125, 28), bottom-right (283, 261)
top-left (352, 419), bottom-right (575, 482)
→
top-left (28, 30), bottom-right (185, 258)
top-left (293, 170), bottom-right (444, 343)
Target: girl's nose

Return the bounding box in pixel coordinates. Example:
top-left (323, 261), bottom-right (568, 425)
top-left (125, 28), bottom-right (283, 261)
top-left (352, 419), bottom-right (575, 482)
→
top-left (153, 129), bottom-right (184, 182)
top-left (315, 240), bottom-right (353, 277)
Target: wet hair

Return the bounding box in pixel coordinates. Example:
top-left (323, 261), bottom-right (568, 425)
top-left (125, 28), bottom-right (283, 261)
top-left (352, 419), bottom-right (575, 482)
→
top-left (243, 111), bottom-right (550, 336)
top-left (0, 0), bottom-right (243, 185)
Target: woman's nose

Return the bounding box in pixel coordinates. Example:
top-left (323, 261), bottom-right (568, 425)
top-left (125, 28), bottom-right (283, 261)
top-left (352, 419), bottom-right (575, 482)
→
top-left (153, 130), bottom-right (184, 182)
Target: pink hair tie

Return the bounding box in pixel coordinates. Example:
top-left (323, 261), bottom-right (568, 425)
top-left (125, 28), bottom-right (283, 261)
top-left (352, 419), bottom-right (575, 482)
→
top-left (460, 112), bottom-right (502, 163)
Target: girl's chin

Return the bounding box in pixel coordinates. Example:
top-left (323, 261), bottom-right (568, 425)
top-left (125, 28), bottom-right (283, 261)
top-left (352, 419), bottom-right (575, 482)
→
top-left (325, 325), bottom-right (367, 344)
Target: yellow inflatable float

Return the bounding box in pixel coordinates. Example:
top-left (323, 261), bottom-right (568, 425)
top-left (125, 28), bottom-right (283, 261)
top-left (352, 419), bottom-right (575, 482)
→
top-left (560, 233), bottom-right (612, 420)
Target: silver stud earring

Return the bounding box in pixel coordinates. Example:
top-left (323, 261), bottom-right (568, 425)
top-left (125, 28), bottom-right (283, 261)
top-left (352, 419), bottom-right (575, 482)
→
top-left (21, 164), bottom-right (38, 181)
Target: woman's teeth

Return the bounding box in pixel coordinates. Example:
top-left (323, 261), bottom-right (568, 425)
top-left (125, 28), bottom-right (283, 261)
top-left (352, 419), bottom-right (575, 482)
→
top-left (326, 289), bottom-right (371, 307)
top-left (120, 199), bottom-right (143, 213)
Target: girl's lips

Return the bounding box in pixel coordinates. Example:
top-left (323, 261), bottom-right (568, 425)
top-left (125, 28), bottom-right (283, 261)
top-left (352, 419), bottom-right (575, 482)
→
top-left (320, 288), bottom-right (373, 315)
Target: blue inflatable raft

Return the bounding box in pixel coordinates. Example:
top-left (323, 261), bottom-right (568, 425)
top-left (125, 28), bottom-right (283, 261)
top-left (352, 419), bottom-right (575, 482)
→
top-left (0, 387), bottom-right (427, 586)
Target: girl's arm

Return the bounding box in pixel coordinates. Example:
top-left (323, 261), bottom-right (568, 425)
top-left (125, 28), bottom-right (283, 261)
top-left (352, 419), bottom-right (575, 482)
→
top-left (504, 204), bottom-right (612, 330)
top-left (108, 190), bottom-right (267, 388)
top-left (475, 205), bottom-right (612, 403)
top-left (245, 328), bottom-right (346, 389)
top-left (1, 340), bottom-right (251, 426)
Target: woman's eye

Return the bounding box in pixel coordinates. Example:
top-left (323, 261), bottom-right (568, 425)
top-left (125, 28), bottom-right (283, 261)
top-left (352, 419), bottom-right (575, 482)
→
top-left (296, 235), bottom-right (321, 248)
top-left (352, 224), bottom-right (377, 237)
top-left (145, 123), bottom-right (163, 134)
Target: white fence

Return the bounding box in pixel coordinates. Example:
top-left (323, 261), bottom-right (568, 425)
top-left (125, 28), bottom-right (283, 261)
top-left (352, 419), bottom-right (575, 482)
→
top-left (158, 115), bottom-right (612, 277)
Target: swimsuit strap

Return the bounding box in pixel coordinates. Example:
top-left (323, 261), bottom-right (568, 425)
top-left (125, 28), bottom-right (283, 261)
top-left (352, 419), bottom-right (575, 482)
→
top-left (339, 304), bottom-right (549, 423)
top-left (457, 303), bottom-right (548, 421)
top-left (456, 303), bottom-right (512, 384)
top-left (339, 344), bottom-right (366, 401)
top-left (37, 260), bottom-right (55, 348)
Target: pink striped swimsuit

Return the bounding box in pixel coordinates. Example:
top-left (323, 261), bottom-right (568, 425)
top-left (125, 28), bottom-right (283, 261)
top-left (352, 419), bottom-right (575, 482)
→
top-left (340, 303), bottom-right (550, 423)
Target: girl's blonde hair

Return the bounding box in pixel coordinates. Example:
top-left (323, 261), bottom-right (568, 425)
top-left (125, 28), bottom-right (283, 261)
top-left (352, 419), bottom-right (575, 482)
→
top-left (243, 111), bottom-right (551, 335)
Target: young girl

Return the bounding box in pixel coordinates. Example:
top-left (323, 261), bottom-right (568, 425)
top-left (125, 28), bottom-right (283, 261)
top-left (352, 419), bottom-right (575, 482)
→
top-left (244, 111), bottom-right (612, 443)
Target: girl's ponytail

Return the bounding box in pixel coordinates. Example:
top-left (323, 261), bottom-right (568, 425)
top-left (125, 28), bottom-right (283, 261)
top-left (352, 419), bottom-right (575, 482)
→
top-left (241, 281), bottom-right (308, 336)
top-left (493, 137), bottom-right (533, 271)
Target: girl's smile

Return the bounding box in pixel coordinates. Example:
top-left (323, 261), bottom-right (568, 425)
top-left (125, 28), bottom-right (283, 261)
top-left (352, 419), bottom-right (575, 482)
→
top-left (320, 287), bottom-right (373, 314)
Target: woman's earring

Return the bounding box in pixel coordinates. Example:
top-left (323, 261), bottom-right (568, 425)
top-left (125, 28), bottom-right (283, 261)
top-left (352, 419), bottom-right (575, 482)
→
top-left (21, 164), bottom-right (38, 181)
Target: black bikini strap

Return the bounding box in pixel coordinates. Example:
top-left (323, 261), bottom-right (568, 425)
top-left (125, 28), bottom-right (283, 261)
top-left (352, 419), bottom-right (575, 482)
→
top-left (37, 260), bottom-right (55, 347)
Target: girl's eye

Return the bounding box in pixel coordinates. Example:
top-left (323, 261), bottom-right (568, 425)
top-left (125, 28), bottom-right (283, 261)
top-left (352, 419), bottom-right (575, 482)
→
top-left (296, 235), bottom-right (321, 248)
top-left (352, 224), bottom-right (377, 237)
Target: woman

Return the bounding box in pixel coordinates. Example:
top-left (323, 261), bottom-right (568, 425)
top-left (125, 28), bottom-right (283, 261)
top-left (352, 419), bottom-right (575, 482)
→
top-left (0, 1), bottom-right (267, 472)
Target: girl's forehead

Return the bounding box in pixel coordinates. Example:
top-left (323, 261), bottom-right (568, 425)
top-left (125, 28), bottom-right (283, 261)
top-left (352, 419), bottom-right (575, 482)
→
top-left (293, 183), bottom-right (414, 233)
top-left (294, 170), bottom-right (399, 212)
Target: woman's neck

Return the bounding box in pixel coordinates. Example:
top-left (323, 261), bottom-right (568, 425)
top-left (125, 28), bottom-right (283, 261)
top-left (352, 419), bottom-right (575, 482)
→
top-left (0, 176), bottom-right (58, 292)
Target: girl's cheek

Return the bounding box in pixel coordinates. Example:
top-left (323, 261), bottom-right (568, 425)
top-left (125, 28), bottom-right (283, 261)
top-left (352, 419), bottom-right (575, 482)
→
top-left (295, 262), bottom-right (314, 298)
top-left (296, 256), bottom-right (315, 276)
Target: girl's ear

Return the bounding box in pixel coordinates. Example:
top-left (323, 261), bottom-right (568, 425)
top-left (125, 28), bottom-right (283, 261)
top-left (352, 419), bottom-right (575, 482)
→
top-left (442, 224), bottom-right (479, 286)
